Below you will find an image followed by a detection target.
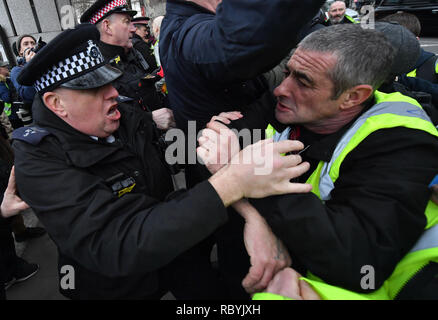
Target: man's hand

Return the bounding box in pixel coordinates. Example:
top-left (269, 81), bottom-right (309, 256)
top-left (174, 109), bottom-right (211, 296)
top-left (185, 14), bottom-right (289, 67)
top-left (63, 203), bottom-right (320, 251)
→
top-left (207, 139), bottom-right (312, 206)
top-left (198, 118), bottom-right (240, 174)
top-left (24, 48), bottom-right (36, 63)
top-left (233, 200), bottom-right (291, 294)
top-left (209, 111), bottom-right (242, 125)
top-left (1, 167), bottom-right (30, 218)
top-left (152, 108), bottom-right (176, 130)
top-left (264, 268), bottom-right (321, 300)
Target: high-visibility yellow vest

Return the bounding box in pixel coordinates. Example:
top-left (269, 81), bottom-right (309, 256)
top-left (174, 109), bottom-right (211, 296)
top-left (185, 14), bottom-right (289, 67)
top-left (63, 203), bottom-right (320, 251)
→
top-left (254, 91), bottom-right (438, 300)
top-left (406, 56), bottom-right (438, 79)
top-left (345, 14), bottom-right (358, 24)
top-left (2, 82), bottom-right (11, 116)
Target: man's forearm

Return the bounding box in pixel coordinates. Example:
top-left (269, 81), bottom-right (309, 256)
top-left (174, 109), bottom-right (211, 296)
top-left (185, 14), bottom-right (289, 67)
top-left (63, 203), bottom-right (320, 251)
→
top-left (208, 168), bottom-right (243, 207)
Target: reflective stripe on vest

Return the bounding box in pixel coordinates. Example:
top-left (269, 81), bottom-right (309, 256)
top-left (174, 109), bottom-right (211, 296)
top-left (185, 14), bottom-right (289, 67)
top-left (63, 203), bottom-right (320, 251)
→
top-left (345, 14), bottom-right (358, 24)
top-left (3, 82), bottom-right (12, 116)
top-left (318, 96), bottom-right (435, 201)
top-left (3, 102), bottom-right (11, 116)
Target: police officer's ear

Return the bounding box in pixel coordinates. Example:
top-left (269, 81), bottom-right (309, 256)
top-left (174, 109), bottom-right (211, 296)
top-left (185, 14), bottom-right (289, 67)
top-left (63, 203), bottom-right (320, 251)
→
top-left (42, 91), bottom-right (68, 118)
top-left (339, 84), bottom-right (373, 111)
top-left (100, 18), bottom-right (114, 37)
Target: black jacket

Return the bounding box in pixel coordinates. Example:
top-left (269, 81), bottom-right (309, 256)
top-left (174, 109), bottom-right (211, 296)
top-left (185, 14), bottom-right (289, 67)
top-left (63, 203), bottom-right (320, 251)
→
top-left (160, 0), bottom-right (324, 132)
top-left (99, 42), bottom-right (163, 112)
top-left (12, 97), bottom-right (228, 299)
top-left (247, 94), bottom-right (438, 294)
top-left (132, 34), bottom-right (158, 73)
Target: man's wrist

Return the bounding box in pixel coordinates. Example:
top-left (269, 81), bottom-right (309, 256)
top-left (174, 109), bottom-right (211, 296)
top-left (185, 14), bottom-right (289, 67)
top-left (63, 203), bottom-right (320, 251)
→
top-left (208, 166), bottom-right (243, 207)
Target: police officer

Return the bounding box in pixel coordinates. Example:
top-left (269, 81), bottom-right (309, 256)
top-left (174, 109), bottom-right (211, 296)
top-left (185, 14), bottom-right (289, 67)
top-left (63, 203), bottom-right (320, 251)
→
top-left (131, 16), bottom-right (158, 72)
top-left (11, 23), bottom-right (311, 299)
top-left (80, 0), bottom-right (174, 130)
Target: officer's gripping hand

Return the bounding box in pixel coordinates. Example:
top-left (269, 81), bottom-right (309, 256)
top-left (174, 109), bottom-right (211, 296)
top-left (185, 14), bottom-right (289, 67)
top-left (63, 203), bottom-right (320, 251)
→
top-left (152, 108), bottom-right (176, 130)
top-left (207, 139), bottom-right (312, 207)
top-left (1, 167), bottom-right (30, 218)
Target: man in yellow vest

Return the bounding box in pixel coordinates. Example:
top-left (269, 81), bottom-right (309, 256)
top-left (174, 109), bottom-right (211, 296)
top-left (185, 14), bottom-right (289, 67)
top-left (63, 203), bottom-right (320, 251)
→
top-left (199, 24), bottom-right (438, 299)
top-left (326, 1), bottom-right (357, 25)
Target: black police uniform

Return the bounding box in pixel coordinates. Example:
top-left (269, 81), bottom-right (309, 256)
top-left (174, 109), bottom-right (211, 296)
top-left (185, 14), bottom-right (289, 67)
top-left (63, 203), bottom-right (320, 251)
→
top-left (98, 41), bottom-right (163, 111)
top-left (80, 0), bottom-right (163, 112)
top-left (12, 98), bottom-right (228, 299)
top-left (132, 33), bottom-right (158, 72)
top-left (12, 22), bottom-right (229, 299)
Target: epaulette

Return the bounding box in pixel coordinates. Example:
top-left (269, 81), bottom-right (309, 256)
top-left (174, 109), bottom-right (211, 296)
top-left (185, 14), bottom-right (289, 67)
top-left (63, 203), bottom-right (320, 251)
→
top-left (12, 126), bottom-right (51, 145)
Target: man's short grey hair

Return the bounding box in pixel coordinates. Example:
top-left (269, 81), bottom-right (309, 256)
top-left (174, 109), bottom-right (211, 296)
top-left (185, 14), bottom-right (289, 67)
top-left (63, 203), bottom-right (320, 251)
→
top-left (96, 14), bottom-right (116, 33)
top-left (298, 24), bottom-right (395, 99)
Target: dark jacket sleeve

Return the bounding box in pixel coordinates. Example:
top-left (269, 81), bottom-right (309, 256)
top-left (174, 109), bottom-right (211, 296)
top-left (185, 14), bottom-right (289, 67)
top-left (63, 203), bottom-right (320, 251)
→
top-left (10, 66), bottom-right (36, 103)
top-left (175, 0), bottom-right (324, 82)
top-left (398, 75), bottom-right (438, 107)
top-left (0, 82), bottom-right (10, 103)
top-left (13, 138), bottom-right (228, 278)
top-left (251, 127), bottom-right (438, 292)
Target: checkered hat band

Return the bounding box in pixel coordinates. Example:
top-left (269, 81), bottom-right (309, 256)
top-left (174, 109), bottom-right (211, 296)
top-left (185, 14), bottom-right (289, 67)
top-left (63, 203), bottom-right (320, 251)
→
top-left (89, 0), bottom-right (127, 24)
top-left (34, 50), bottom-right (104, 92)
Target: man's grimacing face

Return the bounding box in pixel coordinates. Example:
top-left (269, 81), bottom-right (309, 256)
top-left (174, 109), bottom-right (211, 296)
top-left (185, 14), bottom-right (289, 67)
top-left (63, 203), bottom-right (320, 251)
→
top-left (50, 84), bottom-right (121, 138)
top-left (273, 48), bottom-right (345, 126)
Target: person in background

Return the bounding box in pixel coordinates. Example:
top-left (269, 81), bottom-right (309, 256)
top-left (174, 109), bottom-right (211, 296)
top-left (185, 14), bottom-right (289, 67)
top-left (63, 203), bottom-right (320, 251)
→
top-left (131, 16), bottom-right (158, 73)
top-left (0, 135), bottom-right (38, 300)
top-left (81, 0), bottom-right (174, 130)
top-left (10, 35), bottom-right (38, 105)
top-left (325, 1), bottom-right (357, 25)
top-left (151, 16), bottom-right (164, 67)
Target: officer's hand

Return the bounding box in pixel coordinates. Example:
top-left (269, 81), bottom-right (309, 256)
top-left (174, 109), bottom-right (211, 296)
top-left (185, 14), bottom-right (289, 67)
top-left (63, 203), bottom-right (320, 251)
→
top-left (198, 120), bottom-right (240, 174)
top-left (264, 268), bottom-right (321, 300)
top-left (1, 167), bottom-right (30, 218)
top-left (24, 48), bottom-right (36, 63)
top-left (152, 108), bottom-right (176, 130)
top-left (208, 139), bottom-right (312, 206)
top-left (240, 207), bottom-right (292, 294)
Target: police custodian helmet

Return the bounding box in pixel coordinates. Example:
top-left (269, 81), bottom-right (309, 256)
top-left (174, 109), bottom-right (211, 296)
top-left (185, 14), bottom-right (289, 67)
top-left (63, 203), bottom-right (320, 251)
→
top-left (80, 0), bottom-right (137, 25)
top-left (17, 23), bottom-right (122, 94)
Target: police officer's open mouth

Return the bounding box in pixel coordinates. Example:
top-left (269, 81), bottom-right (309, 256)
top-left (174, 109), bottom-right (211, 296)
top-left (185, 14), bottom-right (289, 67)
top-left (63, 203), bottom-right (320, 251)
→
top-left (107, 104), bottom-right (120, 119)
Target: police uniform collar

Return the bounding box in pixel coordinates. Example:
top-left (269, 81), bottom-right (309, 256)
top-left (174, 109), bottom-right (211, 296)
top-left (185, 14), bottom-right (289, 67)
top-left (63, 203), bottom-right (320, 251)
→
top-left (99, 41), bottom-right (127, 61)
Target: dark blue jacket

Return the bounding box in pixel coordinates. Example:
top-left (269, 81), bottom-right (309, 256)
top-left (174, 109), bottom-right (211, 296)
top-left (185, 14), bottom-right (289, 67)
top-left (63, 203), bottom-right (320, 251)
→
top-left (160, 0), bottom-right (324, 131)
top-left (0, 79), bottom-right (12, 103)
top-left (10, 65), bottom-right (36, 104)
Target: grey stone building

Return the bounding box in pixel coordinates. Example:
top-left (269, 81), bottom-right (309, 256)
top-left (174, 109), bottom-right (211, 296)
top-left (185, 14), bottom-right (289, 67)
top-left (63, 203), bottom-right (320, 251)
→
top-left (0, 0), bottom-right (167, 65)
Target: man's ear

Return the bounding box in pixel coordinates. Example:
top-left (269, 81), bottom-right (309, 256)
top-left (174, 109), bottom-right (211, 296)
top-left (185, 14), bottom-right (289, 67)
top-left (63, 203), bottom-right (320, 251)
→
top-left (102, 19), bottom-right (113, 36)
top-left (339, 85), bottom-right (373, 110)
top-left (42, 91), bottom-right (67, 118)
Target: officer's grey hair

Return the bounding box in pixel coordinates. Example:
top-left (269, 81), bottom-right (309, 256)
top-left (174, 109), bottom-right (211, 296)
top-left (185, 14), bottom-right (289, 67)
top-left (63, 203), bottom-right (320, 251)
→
top-left (95, 14), bottom-right (117, 34)
top-left (298, 24), bottom-right (395, 99)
